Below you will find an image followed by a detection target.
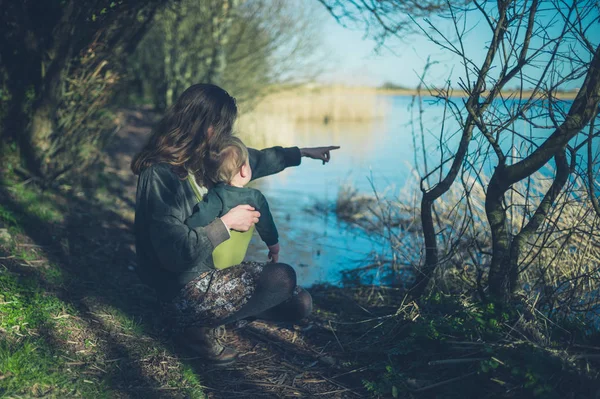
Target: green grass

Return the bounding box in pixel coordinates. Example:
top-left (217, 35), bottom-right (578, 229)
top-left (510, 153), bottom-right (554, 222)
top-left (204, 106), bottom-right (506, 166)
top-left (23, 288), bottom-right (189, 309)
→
top-left (0, 204), bottom-right (19, 227)
top-left (94, 305), bottom-right (146, 336)
top-left (0, 164), bottom-right (208, 398)
top-left (0, 151), bottom-right (64, 227)
top-left (0, 340), bottom-right (110, 398)
top-left (0, 268), bottom-right (109, 398)
top-left (43, 262), bottom-right (68, 286)
top-left (4, 183), bottom-right (64, 224)
top-left (0, 172), bottom-right (114, 397)
top-left (0, 273), bottom-right (60, 332)
top-left (180, 365), bottom-right (207, 398)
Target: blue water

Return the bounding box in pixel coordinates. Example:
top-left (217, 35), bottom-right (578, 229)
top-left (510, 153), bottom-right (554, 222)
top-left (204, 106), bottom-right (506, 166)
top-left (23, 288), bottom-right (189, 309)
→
top-left (240, 96), bottom-right (427, 286)
top-left (240, 95), bottom-right (595, 287)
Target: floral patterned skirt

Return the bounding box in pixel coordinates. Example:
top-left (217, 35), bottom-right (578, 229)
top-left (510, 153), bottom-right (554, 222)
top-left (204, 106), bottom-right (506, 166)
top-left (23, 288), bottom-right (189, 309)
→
top-left (169, 261), bottom-right (301, 330)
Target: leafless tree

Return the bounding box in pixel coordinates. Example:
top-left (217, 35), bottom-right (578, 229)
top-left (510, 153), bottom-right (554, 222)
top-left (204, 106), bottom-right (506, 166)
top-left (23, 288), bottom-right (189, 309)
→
top-left (325, 0), bottom-right (600, 305)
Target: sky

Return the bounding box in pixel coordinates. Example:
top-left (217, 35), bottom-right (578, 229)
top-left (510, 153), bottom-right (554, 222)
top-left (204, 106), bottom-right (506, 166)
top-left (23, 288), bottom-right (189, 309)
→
top-left (316, 3), bottom-right (600, 89)
top-left (318, 17), bottom-right (467, 88)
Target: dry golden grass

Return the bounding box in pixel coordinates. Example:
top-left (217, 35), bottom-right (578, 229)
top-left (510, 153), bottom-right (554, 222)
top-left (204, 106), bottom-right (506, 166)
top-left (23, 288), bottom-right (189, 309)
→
top-left (235, 112), bottom-right (298, 148)
top-left (235, 85), bottom-right (391, 149)
top-left (240, 85), bottom-right (390, 124)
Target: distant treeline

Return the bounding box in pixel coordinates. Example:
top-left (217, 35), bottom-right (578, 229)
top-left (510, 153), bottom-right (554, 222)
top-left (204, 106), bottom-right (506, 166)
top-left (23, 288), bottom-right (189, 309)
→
top-left (378, 81), bottom-right (580, 99)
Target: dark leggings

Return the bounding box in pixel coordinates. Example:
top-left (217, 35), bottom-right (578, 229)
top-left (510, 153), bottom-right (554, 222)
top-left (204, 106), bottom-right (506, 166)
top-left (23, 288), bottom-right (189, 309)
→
top-left (216, 263), bottom-right (313, 326)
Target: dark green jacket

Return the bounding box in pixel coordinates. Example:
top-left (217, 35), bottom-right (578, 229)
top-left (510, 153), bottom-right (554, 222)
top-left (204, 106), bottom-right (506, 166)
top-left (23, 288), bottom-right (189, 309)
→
top-left (134, 146), bottom-right (301, 301)
top-left (185, 184), bottom-right (278, 246)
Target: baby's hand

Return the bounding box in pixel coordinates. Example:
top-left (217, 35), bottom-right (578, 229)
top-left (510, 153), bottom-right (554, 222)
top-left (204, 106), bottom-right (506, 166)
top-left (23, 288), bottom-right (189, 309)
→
top-left (268, 243), bottom-right (280, 263)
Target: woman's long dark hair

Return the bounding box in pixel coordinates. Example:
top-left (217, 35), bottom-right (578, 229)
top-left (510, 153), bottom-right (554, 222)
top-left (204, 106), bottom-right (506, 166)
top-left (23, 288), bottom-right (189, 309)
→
top-left (131, 84), bottom-right (238, 184)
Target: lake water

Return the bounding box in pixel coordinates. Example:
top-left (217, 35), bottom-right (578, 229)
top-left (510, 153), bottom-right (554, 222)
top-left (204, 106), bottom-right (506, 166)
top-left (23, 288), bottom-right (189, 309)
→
top-left (240, 94), bottom-right (592, 287)
top-left (242, 95), bottom-right (431, 286)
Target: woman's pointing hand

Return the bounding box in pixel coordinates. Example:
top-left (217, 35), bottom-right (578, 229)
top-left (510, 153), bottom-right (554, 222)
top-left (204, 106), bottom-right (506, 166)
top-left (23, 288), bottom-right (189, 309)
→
top-left (300, 146), bottom-right (341, 165)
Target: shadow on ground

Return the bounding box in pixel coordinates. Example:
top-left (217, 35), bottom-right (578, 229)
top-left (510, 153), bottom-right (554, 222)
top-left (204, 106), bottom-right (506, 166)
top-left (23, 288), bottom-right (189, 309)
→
top-left (0, 108), bottom-right (373, 398)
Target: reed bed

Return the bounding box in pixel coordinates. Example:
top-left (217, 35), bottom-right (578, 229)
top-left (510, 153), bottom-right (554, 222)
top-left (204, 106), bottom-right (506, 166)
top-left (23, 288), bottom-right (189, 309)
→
top-left (240, 85), bottom-right (390, 124)
top-left (235, 85), bottom-right (391, 149)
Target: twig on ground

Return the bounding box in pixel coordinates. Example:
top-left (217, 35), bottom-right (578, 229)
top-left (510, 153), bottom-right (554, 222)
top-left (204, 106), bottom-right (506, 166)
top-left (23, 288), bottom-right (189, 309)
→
top-left (328, 321), bottom-right (345, 352)
top-left (572, 354), bottom-right (600, 360)
top-left (313, 388), bottom-right (353, 395)
top-left (331, 366), bottom-right (370, 379)
top-left (410, 371), bottom-right (478, 393)
top-left (316, 374), bottom-right (363, 397)
top-left (428, 357), bottom-right (487, 366)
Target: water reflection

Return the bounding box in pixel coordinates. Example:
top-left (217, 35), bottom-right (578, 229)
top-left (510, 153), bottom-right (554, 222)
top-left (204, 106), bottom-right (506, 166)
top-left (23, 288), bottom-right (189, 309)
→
top-left (239, 96), bottom-right (408, 286)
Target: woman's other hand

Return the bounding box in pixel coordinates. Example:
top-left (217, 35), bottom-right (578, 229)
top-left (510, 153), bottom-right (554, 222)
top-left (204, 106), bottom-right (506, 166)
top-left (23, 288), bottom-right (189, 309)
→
top-left (300, 146), bottom-right (340, 165)
top-left (221, 205), bottom-right (260, 232)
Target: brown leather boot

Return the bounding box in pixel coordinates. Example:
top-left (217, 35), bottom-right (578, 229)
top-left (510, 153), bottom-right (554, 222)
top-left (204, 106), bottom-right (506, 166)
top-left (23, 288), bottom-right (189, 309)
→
top-left (179, 326), bottom-right (238, 365)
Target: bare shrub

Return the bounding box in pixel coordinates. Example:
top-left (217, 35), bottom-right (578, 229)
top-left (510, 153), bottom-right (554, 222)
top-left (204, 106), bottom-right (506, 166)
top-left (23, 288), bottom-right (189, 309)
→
top-left (47, 46), bottom-right (121, 180)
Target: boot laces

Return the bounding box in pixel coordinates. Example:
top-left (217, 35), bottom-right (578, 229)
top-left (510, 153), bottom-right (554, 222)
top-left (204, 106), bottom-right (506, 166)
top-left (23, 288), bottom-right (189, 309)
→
top-left (213, 326), bottom-right (226, 345)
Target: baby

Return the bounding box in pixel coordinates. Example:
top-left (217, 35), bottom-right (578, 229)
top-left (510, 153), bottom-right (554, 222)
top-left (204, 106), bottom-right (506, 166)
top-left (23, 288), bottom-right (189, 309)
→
top-left (185, 136), bottom-right (280, 268)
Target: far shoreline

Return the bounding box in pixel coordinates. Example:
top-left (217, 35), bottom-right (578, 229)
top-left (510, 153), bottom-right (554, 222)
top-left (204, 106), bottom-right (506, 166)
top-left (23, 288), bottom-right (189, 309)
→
top-left (376, 87), bottom-right (579, 100)
top-left (266, 84), bottom-right (580, 100)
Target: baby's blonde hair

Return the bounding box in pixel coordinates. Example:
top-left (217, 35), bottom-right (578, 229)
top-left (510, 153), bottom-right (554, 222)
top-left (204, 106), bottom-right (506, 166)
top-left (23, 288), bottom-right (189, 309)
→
top-left (204, 136), bottom-right (249, 184)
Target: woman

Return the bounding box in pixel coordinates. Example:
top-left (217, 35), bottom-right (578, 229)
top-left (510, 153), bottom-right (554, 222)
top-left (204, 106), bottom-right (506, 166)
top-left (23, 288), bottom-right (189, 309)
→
top-left (131, 83), bottom-right (338, 364)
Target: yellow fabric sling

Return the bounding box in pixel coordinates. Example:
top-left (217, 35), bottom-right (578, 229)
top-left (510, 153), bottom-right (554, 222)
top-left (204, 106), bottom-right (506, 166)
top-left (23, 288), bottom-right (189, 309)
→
top-left (187, 174), bottom-right (254, 270)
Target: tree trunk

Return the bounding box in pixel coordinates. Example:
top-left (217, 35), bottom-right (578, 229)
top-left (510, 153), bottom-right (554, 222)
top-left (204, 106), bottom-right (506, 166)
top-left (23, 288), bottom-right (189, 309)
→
top-left (508, 150), bottom-right (571, 286)
top-left (487, 44), bottom-right (600, 302)
top-left (409, 1), bottom-right (510, 298)
top-left (485, 168), bottom-right (512, 302)
top-left (204, 0), bottom-right (237, 84)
